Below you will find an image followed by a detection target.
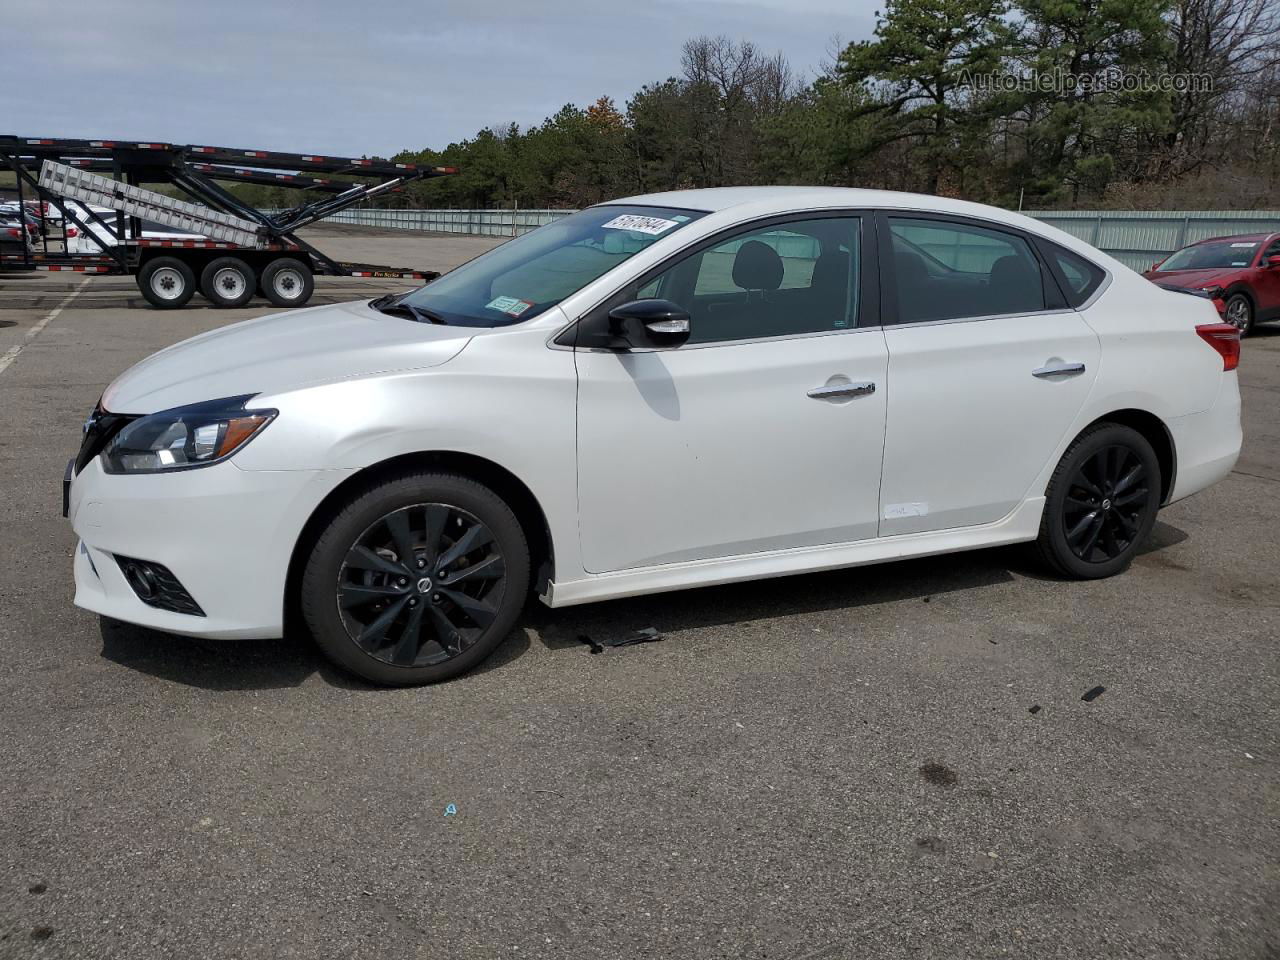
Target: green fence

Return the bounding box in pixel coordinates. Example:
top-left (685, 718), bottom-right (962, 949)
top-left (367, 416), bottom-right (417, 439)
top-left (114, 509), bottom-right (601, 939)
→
top-left (1024, 210), bottom-right (1280, 271)
top-left (319, 206), bottom-right (1280, 272)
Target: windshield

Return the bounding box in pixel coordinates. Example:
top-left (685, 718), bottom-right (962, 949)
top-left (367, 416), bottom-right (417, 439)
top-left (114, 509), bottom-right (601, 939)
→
top-left (1157, 240), bottom-right (1259, 271)
top-left (397, 205), bottom-right (705, 326)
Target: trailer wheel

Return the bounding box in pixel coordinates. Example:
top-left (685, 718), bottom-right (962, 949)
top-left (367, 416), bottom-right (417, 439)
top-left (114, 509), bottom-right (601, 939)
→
top-left (260, 257), bottom-right (314, 308)
top-left (138, 257), bottom-right (197, 309)
top-left (200, 257), bottom-right (256, 308)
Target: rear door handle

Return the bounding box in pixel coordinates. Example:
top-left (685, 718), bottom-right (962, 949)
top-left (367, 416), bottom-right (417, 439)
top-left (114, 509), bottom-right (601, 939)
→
top-left (807, 381), bottom-right (876, 401)
top-left (1032, 362), bottom-right (1086, 379)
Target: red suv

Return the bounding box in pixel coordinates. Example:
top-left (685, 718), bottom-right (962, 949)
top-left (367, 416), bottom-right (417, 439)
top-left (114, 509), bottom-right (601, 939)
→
top-left (1143, 232), bottom-right (1280, 336)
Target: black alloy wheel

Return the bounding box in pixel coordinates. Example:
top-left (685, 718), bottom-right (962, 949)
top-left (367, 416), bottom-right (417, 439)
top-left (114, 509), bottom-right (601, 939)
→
top-left (1036, 423), bottom-right (1162, 579)
top-left (1061, 444), bottom-right (1149, 563)
top-left (301, 471), bottom-right (530, 685)
top-left (337, 503), bottom-right (507, 668)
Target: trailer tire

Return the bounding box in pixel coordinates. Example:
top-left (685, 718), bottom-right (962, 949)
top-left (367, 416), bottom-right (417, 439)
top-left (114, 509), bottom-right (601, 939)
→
top-left (200, 257), bottom-right (256, 308)
top-left (138, 257), bottom-right (197, 309)
top-left (260, 258), bottom-right (314, 308)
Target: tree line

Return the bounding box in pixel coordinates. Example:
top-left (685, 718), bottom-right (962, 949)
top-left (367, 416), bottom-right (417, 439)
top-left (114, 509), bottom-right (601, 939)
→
top-left (243, 0), bottom-right (1280, 212)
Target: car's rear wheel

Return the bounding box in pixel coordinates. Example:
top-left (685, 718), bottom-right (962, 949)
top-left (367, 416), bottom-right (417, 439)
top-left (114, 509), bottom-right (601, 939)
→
top-left (1035, 423), bottom-right (1161, 579)
top-left (301, 472), bottom-right (530, 686)
top-left (1224, 293), bottom-right (1254, 337)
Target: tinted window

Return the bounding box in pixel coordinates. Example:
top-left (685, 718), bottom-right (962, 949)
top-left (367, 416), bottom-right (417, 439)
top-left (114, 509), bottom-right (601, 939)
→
top-left (1047, 244), bottom-right (1106, 307)
top-left (639, 216), bottom-right (860, 344)
top-left (401, 204), bottom-right (704, 327)
top-left (1157, 240), bottom-right (1259, 271)
top-left (888, 217), bottom-right (1047, 323)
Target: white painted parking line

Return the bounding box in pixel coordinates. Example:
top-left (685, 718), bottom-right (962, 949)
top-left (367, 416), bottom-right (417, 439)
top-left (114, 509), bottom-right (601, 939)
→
top-left (0, 276), bottom-right (92, 377)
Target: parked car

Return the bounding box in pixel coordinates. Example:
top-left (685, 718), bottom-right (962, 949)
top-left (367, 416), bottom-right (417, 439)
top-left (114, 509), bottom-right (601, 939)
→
top-left (59, 203), bottom-right (202, 253)
top-left (66, 187), bottom-right (1243, 686)
top-left (0, 203), bottom-right (42, 238)
top-left (1, 214), bottom-right (35, 256)
top-left (1143, 232), bottom-right (1280, 336)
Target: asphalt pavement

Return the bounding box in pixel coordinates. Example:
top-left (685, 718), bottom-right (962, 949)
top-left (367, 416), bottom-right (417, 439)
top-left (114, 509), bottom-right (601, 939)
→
top-left (1, 227), bottom-right (1277, 959)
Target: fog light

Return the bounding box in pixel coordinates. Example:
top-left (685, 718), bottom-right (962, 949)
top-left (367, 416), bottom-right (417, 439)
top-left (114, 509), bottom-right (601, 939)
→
top-left (114, 555), bottom-right (205, 616)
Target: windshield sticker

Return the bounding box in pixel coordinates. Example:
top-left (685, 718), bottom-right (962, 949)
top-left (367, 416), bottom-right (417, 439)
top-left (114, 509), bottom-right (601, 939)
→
top-left (485, 295), bottom-right (533, 317)
top-left (601, 214), bottom-right (680, 235)
top-left (1230, 242), bottom-right (1258, 248)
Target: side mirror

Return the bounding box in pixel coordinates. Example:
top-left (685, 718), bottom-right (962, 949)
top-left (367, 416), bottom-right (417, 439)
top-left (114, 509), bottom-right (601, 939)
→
top-left (1267, 256), bottom-right (1280, 269)
top-left (606, 299), bottom-right (691, 349)
top-left (1150, 260), bottom-right (1163, 272)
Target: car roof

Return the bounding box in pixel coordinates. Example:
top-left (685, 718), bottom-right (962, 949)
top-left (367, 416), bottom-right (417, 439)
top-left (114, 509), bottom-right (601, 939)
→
top-left (605, 185), bottom-right (1037, 222)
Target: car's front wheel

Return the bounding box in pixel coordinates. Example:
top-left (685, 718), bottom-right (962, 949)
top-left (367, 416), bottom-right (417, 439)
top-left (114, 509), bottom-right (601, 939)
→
top-left (301, 472), bottom-right (530, 686)
top-left (1035, 423), bottom-right (1162, 579)
top-left (1224, 292), bottom-right (1254, 337)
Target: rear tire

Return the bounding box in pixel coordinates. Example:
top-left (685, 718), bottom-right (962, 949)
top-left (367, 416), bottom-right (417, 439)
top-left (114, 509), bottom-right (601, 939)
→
top-left (259, 257), bottom-right (314, 308)
top-left (137, 256), bottom-right (196, 309)
top-left (1035, 423), bottom-right (1162, 579)
top-left (301, 472), bottom-right (530, 686)
top-left (199, 256), bottom-right (256, 308)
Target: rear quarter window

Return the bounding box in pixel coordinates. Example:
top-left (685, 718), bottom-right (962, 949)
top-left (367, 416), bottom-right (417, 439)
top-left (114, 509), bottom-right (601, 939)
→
top-left (1046, 243), bottom-right (1106, 307)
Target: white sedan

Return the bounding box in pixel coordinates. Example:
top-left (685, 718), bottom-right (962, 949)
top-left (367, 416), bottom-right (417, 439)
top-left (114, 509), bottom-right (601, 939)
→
top-left (66, 187), bottom-right (1243, 685)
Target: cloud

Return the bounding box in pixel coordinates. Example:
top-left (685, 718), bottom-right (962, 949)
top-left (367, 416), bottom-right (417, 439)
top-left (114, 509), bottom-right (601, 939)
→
top-left (2, 0), bottom-right (876, 156)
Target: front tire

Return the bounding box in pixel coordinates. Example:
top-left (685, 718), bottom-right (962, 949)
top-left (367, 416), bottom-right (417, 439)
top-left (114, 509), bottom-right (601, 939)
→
top-left (301, 472), bottom-right (530, 686)
top-left (1224, 292), bottom-right (1254, 337)
top-left (1035, 423), bottom-right (1161, 579)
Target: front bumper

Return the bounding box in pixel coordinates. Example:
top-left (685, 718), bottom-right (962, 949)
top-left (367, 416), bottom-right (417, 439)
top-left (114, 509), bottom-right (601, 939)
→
top-left (69, 456), bottom-right (351, 639)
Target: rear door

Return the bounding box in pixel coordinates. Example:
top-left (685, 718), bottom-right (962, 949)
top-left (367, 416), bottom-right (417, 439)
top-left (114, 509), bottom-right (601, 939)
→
top-left (876, 212), bottom-right (1100, 536)
top-left (1253, 236), bottom-right (1280, 321)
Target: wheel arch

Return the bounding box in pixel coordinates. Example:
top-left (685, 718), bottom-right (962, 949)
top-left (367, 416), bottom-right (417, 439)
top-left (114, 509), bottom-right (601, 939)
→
top-left (284, 450), bottom-right (555, 630)
top-left (1079, 409), bottom-right (1176, 504)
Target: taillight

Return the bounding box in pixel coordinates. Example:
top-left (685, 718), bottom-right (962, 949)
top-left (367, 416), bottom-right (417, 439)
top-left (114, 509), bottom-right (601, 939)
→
top-left (1196, 323), bottom-right (1240, 371)
top-left (4, 227), bottom-right (19, 238)
top-left (66, 226), bottom-right (78, 238)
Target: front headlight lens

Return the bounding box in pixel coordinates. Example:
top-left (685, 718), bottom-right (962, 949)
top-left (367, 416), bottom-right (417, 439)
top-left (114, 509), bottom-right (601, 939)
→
top-left (102, 395), bottom-right (277, 474)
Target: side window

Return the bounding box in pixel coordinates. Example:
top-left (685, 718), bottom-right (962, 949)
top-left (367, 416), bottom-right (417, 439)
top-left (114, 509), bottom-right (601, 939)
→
top-left (1045, 243), bottom-right (1106, 308)
top-left (639, 217), bottom-right (860, 344)
top-left (1263, 238), bottom-right (1280, 261)
top-left (888, 217), bottom-right (1047, 323)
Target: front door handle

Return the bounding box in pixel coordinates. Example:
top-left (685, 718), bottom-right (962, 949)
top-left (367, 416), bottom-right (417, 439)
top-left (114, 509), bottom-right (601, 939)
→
top-left (807, 381), bottom-right (876, 401)
top-left (1032, 362), bottom-right (1086, 379)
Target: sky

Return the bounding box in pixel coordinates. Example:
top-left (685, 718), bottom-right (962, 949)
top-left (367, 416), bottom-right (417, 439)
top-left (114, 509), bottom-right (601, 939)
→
top-left (3, 0), bottom-right (879, 159)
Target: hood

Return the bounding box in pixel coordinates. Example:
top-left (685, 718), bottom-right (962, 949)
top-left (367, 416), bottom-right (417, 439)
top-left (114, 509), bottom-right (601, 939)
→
top-left (103, 299), bottom-right (473, 414)
top-left (1142, 267), bottom-right (1242, 290)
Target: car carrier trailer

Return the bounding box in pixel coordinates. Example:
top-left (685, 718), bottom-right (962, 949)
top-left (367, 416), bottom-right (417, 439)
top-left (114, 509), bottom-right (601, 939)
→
top-left (0, 135), bottom-right (457, 309)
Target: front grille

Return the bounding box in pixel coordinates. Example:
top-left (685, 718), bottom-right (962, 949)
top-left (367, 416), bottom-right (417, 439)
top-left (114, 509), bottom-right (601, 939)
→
top-left (114, 555), bottom-right (206, 617)
top-left (75, 404), bottom-right (136, 474)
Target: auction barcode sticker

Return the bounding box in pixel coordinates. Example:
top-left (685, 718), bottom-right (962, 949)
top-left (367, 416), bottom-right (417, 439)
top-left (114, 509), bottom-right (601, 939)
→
top-left (601, 215), bottom-right (679, 235)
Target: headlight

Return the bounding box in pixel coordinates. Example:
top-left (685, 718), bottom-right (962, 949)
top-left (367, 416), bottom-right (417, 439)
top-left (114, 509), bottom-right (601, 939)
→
top-left (1201, 285), bottom-right (1225, 300)
top-left (101, 395), bottom-right (277, 474)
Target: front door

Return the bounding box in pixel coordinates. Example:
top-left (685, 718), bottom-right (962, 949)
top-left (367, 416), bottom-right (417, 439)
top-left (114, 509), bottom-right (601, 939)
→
top-left (574, 214), bottom-right (889, 573)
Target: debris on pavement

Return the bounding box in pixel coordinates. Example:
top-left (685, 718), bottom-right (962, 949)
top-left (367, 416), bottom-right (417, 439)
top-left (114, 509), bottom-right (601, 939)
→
top-left (577, 633), bottom-right (603, 655)
top-left (1028, 705), bottom-right (1042, 715)
top-left (607, 627), bottom-right (665, 648)
top-left (1081, 685), bottom-right (1106, 702)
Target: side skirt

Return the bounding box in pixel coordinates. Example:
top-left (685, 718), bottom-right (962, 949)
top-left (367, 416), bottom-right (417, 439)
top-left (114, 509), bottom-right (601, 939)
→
top-left (542, 497), bottom-right (1046, 608)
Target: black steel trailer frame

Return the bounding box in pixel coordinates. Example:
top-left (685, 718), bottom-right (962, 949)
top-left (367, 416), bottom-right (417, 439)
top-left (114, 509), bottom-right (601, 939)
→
top-left (0, 135), bottom-right (457, 308)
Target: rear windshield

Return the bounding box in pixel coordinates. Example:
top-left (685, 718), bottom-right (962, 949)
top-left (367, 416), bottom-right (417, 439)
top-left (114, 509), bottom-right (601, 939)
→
top-left (1157, 240), bottom-right (1259, 271)
top-left (400, 205), bottom-right (705, 326)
